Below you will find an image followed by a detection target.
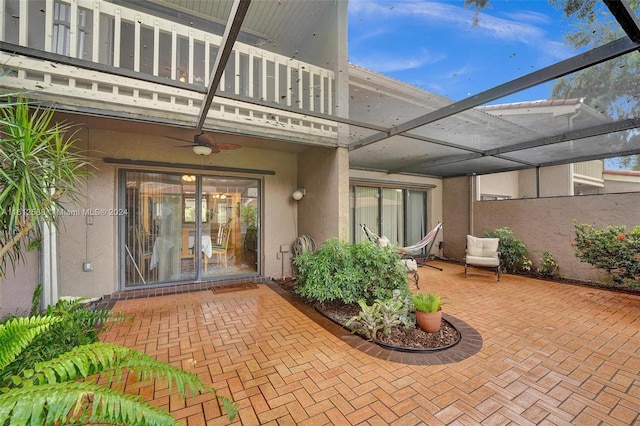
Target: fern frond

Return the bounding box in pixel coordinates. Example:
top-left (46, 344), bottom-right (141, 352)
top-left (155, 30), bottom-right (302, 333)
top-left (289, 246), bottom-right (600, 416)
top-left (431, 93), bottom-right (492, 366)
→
top-left (0, 381), bottom-right (179, 426)
top-left (31, 342), bottom-right (238, 420)
top-left (32, 342), bottom-right (206, 397)
top-left (0, 316), bottom-right (61, 371)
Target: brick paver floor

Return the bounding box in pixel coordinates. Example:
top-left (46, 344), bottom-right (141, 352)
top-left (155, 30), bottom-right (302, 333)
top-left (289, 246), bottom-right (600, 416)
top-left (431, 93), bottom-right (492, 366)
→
top-left (101, 261), bottom-right (640, 425)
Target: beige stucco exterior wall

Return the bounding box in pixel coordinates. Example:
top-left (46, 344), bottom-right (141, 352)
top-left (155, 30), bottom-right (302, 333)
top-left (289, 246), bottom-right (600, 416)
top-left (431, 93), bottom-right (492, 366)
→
top-left (1, 251), bottom-right (39, 319)
top-left (54, 126), bottom-right (302, 299)
top-left (443, 176), bottom-right (640, 283)
top-left (599, 172), bottom-right (640, 194)
top-left (473, 192), bottom-right (640, 282)
top-left (297, 146), bottom-right (349, 246)
top-left (442, 176), bottom-right (472, 263)
top-left (478, 171), bottom-right (519, 199)
top-left (518, 165), bottom-right (573, 198)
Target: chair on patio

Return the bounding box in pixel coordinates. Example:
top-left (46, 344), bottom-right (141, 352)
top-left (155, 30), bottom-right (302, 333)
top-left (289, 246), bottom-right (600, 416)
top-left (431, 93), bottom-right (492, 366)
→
top-left (464, 235), bottom-right (501, 281)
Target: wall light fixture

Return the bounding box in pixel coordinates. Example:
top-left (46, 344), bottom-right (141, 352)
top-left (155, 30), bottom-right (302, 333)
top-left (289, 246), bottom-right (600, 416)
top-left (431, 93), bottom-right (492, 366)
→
top-left (292, 188), bottom-right (306, 201)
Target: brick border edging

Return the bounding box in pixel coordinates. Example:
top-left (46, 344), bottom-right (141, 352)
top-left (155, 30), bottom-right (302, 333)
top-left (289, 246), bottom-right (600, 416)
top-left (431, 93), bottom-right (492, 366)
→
top-left (265, 282), bottom-right (483, 366)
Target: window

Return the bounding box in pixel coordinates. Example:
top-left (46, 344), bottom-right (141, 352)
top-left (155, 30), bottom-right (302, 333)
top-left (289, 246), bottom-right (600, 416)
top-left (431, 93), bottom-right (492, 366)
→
top-left (52, 1), bottom-right (92, 60)
top-left (350, 185), bottom-right (428, 251)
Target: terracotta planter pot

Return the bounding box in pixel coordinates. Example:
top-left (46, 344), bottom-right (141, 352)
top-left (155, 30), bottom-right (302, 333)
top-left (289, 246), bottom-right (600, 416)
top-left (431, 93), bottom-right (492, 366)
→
top-left (415, 309), bottom-right (442, 333)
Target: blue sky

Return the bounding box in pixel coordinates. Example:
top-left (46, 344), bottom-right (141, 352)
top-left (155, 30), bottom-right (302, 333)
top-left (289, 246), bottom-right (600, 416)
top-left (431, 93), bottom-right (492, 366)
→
top-left (348, 0), bottom-right (581, 104)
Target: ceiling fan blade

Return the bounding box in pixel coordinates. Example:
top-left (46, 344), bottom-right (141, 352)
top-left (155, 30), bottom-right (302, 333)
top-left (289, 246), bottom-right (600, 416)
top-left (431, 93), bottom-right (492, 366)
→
top-left (165, 135), bottom-right (191, 143)
top-left (167, 132), bottom-right (240, 154)
top-left (215, 143), bottom-right (241, 150)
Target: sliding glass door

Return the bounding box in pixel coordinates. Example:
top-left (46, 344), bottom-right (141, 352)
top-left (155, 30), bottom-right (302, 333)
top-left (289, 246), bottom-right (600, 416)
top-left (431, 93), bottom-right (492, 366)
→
top-left (121, 170), bottom-right (259, 288)
top-left (351, 185), bottom-right (428, 250)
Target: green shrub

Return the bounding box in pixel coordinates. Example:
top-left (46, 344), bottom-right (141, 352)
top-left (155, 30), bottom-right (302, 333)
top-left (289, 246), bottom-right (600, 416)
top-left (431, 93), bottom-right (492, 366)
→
top-left (346, 290), bottom-right (415, 340)
top-left (0, 298), bottom-right (113, 386)
top-left (484, 227), bottom-right (533, 274)
top-left (293, 239), bottom-right (409, 304)
top-left (572, 222), bottom-right (640, 287)
top-left (536, 251), bottom-right (558, 277)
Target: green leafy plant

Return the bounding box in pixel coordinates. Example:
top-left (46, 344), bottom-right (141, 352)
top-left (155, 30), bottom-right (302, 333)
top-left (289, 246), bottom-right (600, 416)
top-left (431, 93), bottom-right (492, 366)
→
top-left (293, 239), bottom-right (409, 304)
top-left (0, 315), bottom-right (238, 425)
top-left (537, 251), bottom-right (558, 277)
top-left (0, 96), bottom-right (92, 277)
top-left (346, 290), bottom-right (415, 340)
top-left (29, 283), bottom-right (43, 317)
top-left (346, 300), bottom-right (383, 340)
top-left (411, 291), bottom-right (446, 313)
top-left (393, 289), bottom-right (416, 329)
top-left (485, 227), bottom-right (533, 274)
top-left (572, 221), bottom-right (640, 287)
top-left (0, 298), bottom-right (114, 385)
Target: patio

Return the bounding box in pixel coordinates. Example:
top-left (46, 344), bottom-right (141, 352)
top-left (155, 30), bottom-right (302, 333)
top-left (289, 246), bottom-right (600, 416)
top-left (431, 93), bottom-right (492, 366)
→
top-left (100, 261), bottom-right (640, 425)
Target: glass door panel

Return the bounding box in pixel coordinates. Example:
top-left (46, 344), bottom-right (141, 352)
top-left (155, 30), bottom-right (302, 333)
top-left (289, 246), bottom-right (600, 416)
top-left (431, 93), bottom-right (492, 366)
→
top-left (381, 188), bottom-right (404, 246)
top-left (406, 190), bottom-right (427, 253)
top-left (200, 177), bottom-right (259, 278)
top-left (123, 171), bottom-right (195, 287)
top-left (353, 186), bottom-right (379, 243)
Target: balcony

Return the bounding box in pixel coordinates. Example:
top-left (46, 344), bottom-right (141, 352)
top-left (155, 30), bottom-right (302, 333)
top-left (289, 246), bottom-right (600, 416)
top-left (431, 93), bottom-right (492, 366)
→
top-left (573, 160), bottom-right (605, 188)
top-left (0, 0), bottom-right (337, 144)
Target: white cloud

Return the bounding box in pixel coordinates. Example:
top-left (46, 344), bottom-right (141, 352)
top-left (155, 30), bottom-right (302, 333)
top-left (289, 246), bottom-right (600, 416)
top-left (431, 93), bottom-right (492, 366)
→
top-left (348, 0), bottom-right (572, 59)
top-left (350, 50), bottom-right (446, 73)
top-left (501, 10), bottom-right (553, 25)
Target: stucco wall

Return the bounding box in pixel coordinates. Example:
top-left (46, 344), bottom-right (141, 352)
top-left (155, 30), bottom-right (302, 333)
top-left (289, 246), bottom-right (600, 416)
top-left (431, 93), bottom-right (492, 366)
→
top-left (472, 192), bottom-right (640, 282)
top-left (0, 251), bottom-right (39, 319)
top-left (518, 165), bottom-right (573, 198)
top-left (297, 146), bottom-right (349, 245)
top-left (442, 176), bottom-right (472, 263)
top-left (443, 177), bottom-right (640, 283)
top-left (478, 171), bottom-right (518, 199)
top-left (57, 162), bottom-right (117, 300)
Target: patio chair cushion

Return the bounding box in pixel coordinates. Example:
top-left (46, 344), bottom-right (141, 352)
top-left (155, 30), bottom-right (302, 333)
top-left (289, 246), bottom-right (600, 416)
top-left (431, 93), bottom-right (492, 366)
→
top-left (466, 236), bottom-right (500, 266)
top-left (402, 257), bottom-right (418, 272)
top-left (376, 235), bottom-right (390, 248)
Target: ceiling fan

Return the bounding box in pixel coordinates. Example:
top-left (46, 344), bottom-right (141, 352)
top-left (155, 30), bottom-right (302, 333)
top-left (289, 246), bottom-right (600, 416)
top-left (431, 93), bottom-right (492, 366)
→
top-left (169, 132), bottom-right (241, 155)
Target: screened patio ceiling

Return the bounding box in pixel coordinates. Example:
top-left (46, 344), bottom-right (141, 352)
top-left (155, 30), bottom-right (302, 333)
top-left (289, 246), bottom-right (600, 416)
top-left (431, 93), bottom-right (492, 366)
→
top-left (160, 0), bottom-right (640, 178)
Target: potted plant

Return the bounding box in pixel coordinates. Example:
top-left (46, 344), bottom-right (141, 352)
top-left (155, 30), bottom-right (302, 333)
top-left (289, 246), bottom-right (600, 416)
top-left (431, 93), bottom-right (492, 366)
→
top-left (412, 291), bottom-right (446, 333)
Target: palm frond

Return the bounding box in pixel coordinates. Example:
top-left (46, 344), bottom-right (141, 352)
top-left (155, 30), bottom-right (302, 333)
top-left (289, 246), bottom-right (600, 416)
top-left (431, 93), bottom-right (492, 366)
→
top-left (0, 381), bottom-right (179, 426)
top-left (0, 316), bottom-right (60, 371)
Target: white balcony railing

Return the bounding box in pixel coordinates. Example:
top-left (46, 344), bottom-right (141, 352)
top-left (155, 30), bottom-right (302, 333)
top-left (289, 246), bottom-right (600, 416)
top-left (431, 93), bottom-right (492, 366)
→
top-left (573, 160), bottom-right (605, 187)
top-left (0, 0), bottom-right (337, 139)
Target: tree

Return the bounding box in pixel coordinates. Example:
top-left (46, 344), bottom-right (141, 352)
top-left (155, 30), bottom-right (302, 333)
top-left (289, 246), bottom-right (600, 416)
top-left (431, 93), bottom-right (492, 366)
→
top-left (549, 0), bottom-right (640, 170)
top-left (0, 96), bottom-right (91, 277)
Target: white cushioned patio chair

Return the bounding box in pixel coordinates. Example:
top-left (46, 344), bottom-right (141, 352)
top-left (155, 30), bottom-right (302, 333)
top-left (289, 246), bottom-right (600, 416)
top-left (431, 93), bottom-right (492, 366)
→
top-left (465, 235), bottom-right (501, 281)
